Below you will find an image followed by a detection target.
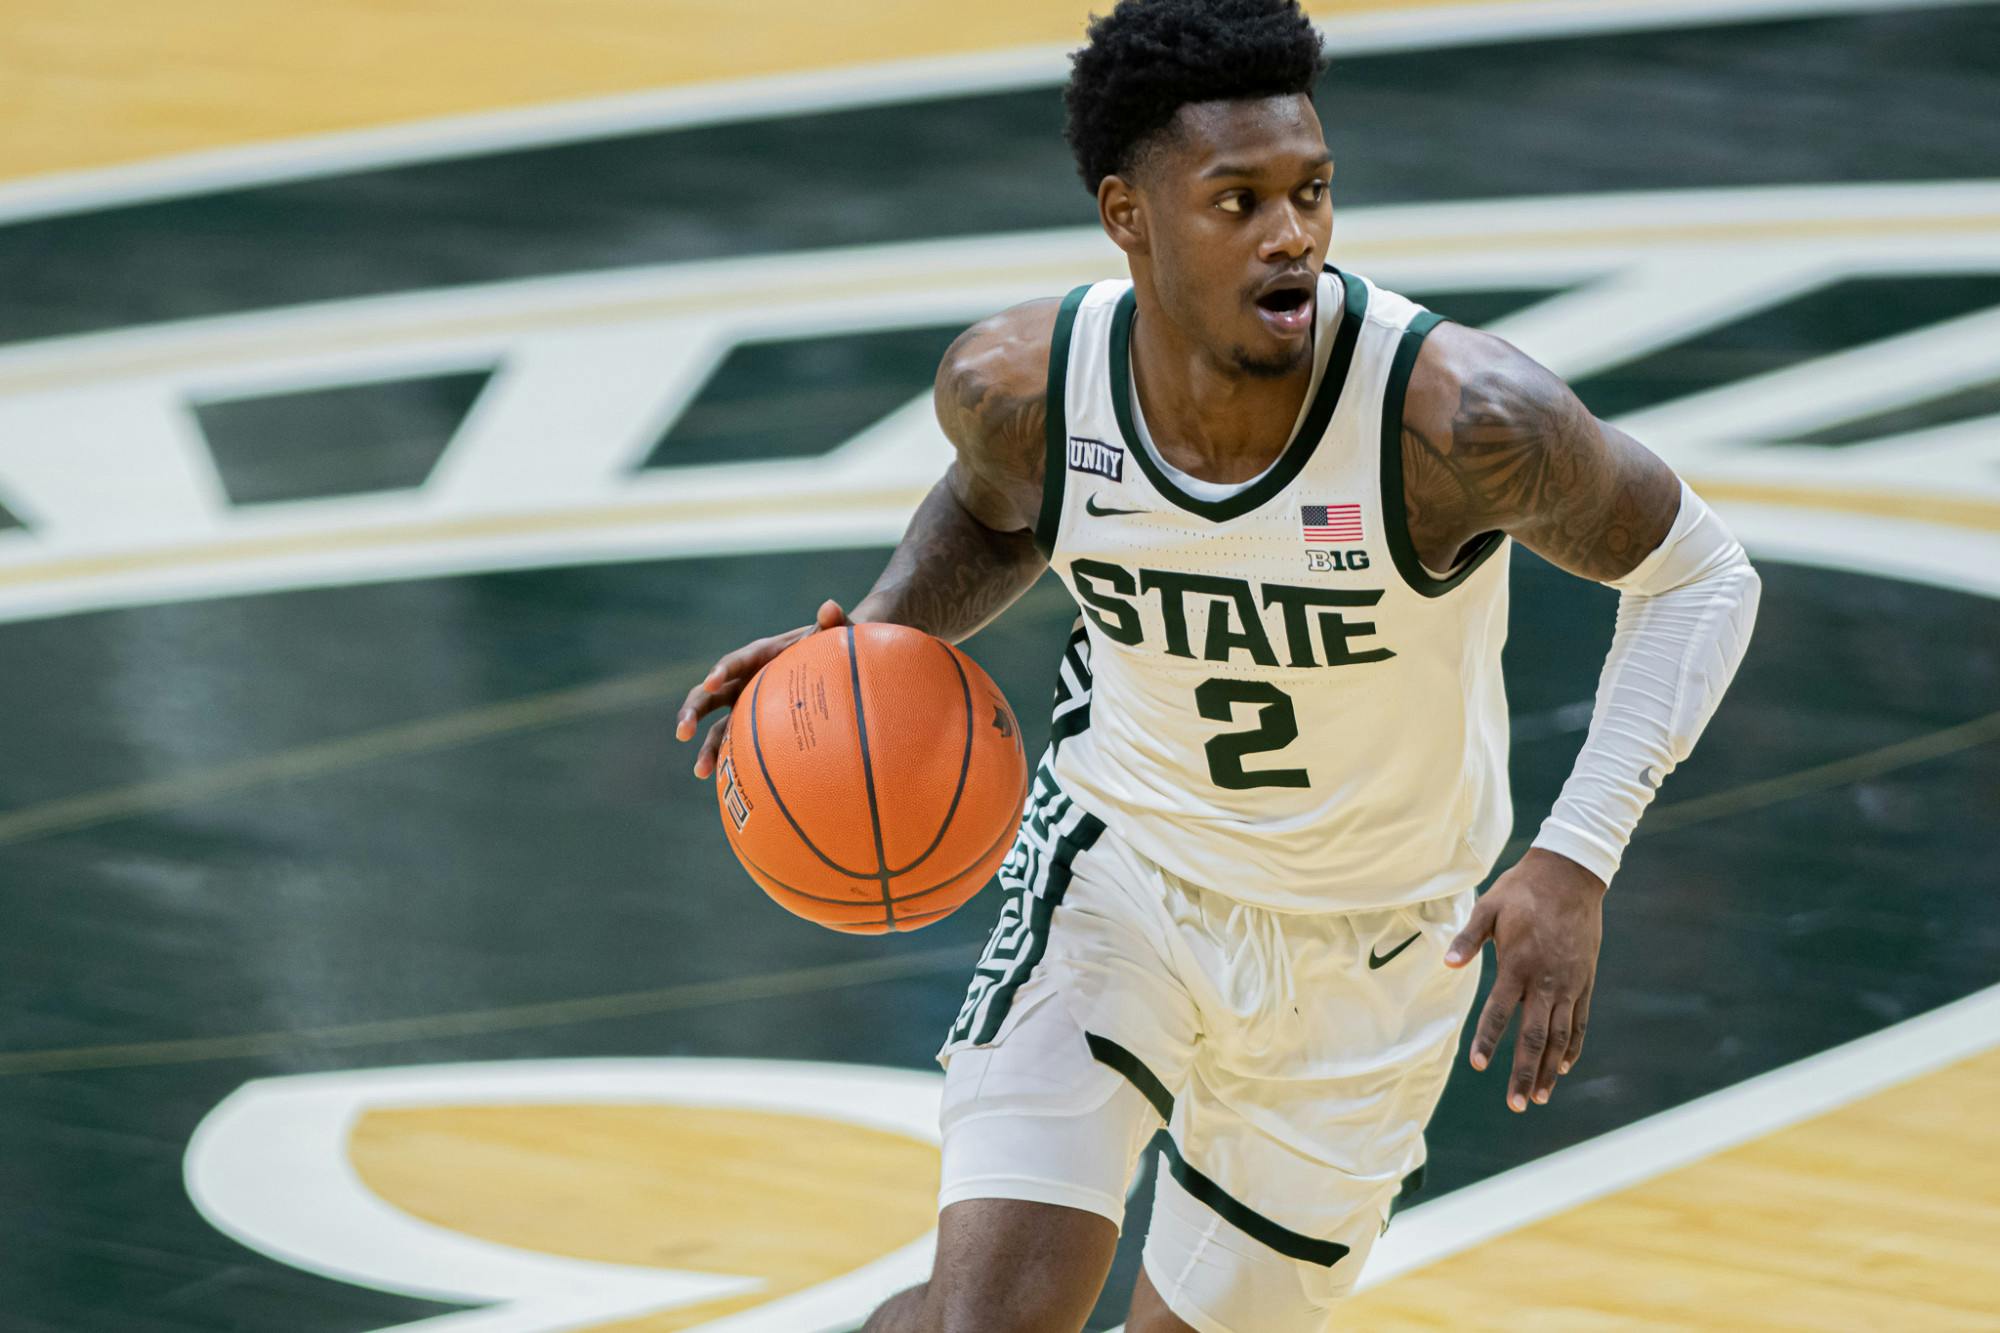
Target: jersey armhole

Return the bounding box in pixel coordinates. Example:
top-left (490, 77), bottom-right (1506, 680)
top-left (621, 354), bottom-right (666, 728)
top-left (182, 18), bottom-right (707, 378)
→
top-left (1379, 311), bottom-right (1507, 598)
top-left (1033, 284), bottom-right (1094, 559)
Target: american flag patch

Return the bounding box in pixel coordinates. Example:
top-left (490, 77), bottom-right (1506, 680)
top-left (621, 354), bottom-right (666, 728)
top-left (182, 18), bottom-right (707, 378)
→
top-left (1302, 503), bottom-right (1364, 544)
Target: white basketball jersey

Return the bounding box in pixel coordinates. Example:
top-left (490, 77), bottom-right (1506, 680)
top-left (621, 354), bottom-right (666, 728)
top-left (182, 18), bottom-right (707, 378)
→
top-left (1033, 268), bottom-right (1513, 912)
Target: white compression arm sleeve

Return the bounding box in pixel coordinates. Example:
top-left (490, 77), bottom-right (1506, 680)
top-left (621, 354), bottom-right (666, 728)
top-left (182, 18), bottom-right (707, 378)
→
top-left (1531, 482), bottom-right (1761, 885)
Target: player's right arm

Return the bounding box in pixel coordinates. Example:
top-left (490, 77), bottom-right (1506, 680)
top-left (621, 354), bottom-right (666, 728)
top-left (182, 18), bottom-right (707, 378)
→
top-left (676, 299), bottom-right (1061, 779)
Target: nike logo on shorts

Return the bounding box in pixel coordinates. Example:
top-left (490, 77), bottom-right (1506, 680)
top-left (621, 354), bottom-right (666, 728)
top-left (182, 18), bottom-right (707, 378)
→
top-left (1368, 931), bottom-right (1422, 970)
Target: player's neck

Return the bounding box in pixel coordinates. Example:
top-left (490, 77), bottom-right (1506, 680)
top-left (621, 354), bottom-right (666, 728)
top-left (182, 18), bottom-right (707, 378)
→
top-left (1127, 291), bottom-right (1314, 485)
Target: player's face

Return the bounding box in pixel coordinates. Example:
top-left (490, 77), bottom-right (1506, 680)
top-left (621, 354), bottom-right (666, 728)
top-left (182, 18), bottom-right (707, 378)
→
top-left (1142, 95), bottom-right (1334, 378)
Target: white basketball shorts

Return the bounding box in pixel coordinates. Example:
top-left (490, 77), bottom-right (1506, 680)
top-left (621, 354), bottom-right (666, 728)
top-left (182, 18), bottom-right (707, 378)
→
top-left (937, 764), bottom-right (1483, 1333)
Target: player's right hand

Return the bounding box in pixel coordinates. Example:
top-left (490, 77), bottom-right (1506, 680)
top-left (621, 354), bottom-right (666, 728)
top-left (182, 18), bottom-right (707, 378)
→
top-left (676, 599), bottom-right (850, 779)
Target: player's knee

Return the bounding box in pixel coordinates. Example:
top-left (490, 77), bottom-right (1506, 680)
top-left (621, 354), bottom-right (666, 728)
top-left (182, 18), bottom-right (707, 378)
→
top-left (860, 1281), bottom-right (929, 1332)
top-left (876, 1278), bottom-right (1096, 1333)
top-left (923, 1198), bottom-right (1115, 1333)
top-left (931, 1282), bottom-right (1086, 1333)
top-left (919, 1254), bottom-right (1104, 1333)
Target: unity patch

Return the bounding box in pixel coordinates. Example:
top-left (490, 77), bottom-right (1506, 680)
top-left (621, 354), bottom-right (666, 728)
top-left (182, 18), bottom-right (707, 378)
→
top-left (1068, 436), bottom-right (1124, 481)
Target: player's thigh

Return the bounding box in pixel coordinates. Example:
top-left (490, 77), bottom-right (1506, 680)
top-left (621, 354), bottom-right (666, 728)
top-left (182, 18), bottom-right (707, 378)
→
top-left (919, 1196), bottom-right (1119, 1333)
top-left (1140, 1158), bottom-right (1363, 1333)
top-left (939, 984), bottom-right (1164, 1224)
top-left (1127, 1260), bottom-right (1200, 1333)
top-left (938, 813), bottom-right (1193, 1224)
top-left (927, 978), bottom-right (1165, 1330)
top-left (1134, 894), bottom-right (1481, 1332)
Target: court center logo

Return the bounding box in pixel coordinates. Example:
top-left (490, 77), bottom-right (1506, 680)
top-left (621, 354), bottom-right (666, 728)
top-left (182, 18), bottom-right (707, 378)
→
top-left (185, 1059), bottom-right (944, 1333)
top-left (4, 183), bottom-right (1998, 625)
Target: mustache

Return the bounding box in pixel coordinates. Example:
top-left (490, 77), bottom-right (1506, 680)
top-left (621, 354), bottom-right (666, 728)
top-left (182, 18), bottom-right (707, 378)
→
top-left (1248, 269), bottom-right (1318, 300)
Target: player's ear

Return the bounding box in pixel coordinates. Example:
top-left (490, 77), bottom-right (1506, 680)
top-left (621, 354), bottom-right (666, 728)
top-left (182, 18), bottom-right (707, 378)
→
top-left (1098, 174), bottom-right (1148, 256)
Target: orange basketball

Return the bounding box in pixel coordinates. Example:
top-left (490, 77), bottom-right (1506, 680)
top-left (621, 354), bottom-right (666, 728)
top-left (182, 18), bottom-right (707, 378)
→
top-left (714, 622), bottom-right (1030, 934)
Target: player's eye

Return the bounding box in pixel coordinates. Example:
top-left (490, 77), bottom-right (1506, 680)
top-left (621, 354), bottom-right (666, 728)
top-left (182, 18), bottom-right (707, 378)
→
top-left (1216, 192), bottom-right (1250, 215)
top-left (1298, 179), bottom-right (1329, 205)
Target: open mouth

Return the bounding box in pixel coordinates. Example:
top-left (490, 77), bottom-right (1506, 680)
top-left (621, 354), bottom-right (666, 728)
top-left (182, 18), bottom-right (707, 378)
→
top-left (1253, 283), bottom-right (1315, 336)
top-left (1256, 286), bottom-right (1312, 313)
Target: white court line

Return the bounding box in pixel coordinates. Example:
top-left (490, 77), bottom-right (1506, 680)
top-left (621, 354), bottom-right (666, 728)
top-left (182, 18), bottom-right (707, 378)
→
top-left (1614, 302), bottom-right (2000, 447)
top-left (187, 1059), bottom-right (947, 1333)
top-left (1816, 411), bottom-right (2000, 484)
top-left (1100, 983), bottom-right (2000, 1329)
top-left (1361, 981), bottom-right (2000, 1286)
top-left (0, 0), bottom-right (1989, 226)
top-left (1480, 254), bottom-right (1836, 382)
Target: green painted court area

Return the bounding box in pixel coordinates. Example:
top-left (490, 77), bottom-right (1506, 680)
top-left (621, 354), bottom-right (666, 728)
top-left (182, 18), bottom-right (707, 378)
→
top-left (1, 6), bottom-right (1998, 1331)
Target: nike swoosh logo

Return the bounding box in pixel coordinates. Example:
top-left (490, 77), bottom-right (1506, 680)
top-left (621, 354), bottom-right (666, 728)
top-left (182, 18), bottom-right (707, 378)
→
top-left (1368, 931), bottom-right (1422, 970)
top-left (1085, 494), bottom-right (1147, 517)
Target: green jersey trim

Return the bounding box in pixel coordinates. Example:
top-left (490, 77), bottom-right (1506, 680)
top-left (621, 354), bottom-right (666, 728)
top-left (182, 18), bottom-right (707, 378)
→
top-left (1033, 284), bottom-right (1093, 558)
top-left (1084, 1033), bottom-right (1173, 1121)
top-left (1157, 1137), bottom-right (1352, 1267)
top-left (1105, 267), bottom-right (1367, 524)
top-left (1082, 1032), bottom-right (1352, 1268)
top-left (1379, 310), bottom-right (1506, 598)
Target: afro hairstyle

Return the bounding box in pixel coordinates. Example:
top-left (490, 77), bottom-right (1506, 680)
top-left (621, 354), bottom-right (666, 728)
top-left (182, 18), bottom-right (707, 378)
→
top-left (1064, 0), bottom-right (1328, 195)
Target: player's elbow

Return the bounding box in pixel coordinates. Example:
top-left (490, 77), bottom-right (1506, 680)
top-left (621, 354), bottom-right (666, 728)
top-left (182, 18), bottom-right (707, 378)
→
top-left (1732, 554), bottom-right (1762, 655)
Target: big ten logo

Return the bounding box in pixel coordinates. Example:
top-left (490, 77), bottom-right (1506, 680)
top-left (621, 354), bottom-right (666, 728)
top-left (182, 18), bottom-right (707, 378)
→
top-left (1307, 549), bottom-right (1370, 574)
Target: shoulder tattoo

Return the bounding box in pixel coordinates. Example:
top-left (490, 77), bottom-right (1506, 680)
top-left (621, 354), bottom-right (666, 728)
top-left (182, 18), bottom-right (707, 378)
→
top-left (937, 352), bottom-right (1046, 484)
top-left (1404, 359), bottom-right (1672, 580)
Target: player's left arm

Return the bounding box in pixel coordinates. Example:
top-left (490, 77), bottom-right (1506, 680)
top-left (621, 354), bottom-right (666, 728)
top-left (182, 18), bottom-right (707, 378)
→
top-left (1402, 322), bottom-right (1763, 1113)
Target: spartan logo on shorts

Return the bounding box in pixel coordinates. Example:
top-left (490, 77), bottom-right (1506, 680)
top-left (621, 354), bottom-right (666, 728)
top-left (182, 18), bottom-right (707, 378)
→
top-left (719, 754), bottom-right (753, 831)
top-left (947, 888), bottom-right (1039, 1046)
top-left (945, 755), bottom-right (1106, 1049)
top-left (1068, 436), bottom-right (1124, 481)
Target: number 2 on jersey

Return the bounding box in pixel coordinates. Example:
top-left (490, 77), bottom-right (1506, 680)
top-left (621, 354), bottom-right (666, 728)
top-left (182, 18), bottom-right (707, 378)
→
top-left (1195, 678), bottom-right (1309, 789)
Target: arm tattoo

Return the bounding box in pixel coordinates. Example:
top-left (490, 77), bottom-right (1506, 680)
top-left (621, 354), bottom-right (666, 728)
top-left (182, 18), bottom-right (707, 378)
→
top-left (935, 356), bottom-right (1046, 497)
top-left (856, 320), bottom-right (1053, 640)
top-left (1404, 363), bottom-right (1676, 582)
top-left (863, 480), bottom-right (1044, 643)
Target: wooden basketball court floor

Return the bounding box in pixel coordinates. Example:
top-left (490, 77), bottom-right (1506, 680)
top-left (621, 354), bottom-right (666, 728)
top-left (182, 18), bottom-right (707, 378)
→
top-left (2, 2), bottom-right (1997, 1329)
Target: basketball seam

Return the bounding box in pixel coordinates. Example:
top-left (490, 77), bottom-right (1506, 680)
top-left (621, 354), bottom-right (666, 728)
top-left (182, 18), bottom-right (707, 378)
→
top-left (880, 636), bottom-right (976, 877)
top-left (885, 902), bottom-right (964, 927)
top-left (727, 839), bottom-right (888, 907)
top-left (734, 722), bottom-right (1022, 922)
top-left (844, 626), bottom-right (898, 931)
top-left (748, 664), bottom-right (877, 881)
top-left (875, 759), bottom-right (1030, 907)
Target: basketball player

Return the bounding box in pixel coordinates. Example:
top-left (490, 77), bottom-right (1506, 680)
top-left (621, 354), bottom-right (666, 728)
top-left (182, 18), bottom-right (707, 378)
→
top-left (677, 1), bottom-right (1759, 1327)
